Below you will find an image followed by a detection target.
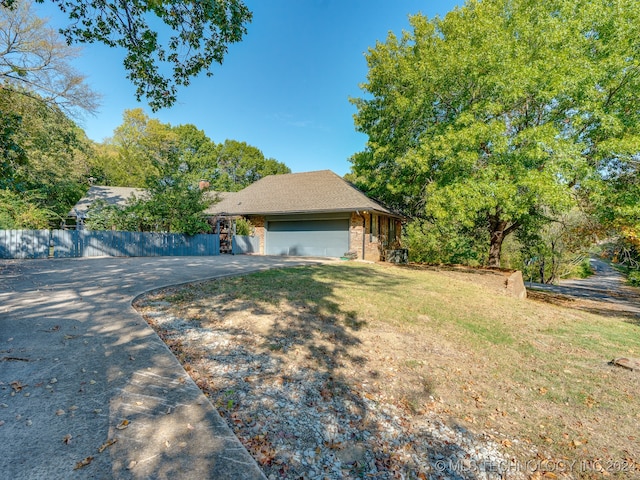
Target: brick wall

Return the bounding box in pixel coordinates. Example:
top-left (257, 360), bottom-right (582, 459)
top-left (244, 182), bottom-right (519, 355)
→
top-left (349, 212), bottom-right (385, 261)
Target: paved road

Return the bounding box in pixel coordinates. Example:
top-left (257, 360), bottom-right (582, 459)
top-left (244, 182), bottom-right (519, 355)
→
top-left (528, 257), bottom-right (640, 316)
top-left (0, 256), bottom-right (327, 479)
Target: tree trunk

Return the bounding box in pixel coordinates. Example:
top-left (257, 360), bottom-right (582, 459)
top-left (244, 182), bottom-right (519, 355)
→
top-left (488, 226), bottom-right (506, 268)
top-left (487, 215), bottom-right (520, 268)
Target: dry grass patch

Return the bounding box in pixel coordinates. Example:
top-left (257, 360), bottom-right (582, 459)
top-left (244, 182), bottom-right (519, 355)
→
top-left (136, 262), bottom-right (640, 479)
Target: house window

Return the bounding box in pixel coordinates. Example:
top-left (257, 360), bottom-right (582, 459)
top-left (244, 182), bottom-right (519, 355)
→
top-left (370, 214), bottom-right (378, 242)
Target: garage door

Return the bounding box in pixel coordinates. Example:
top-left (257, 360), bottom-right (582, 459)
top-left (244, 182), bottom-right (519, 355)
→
top-left (266, 218), bottom-right (349, 257)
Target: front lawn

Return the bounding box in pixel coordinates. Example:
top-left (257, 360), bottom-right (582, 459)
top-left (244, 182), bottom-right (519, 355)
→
top-left (135, 262), bottom-right (640, 479)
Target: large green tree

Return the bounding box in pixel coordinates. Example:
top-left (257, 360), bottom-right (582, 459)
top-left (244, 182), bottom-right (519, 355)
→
top-left (0, 86), bottom-right (93, 221)
top-left (0, 1), bottom-right (99, 227)
top-left (350, 0), bottom-right (640, 267)
top-left (93, 108), bottom-right (174, 187)
top-left (94, 109), bottom-right (290, 191)
top-left (2, 0), bottom-right (252, 111)
top-left (215, 139), bottom-right (290, 192)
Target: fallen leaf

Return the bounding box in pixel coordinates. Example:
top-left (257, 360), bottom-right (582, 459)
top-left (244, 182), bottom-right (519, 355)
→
top-left (10, 381), bottom-right (25, 392)
top-left (97, 438), bottom-right (117, 453)
top-left (74, 456), bottom-right (93, 470)
top-left (56, 409), bottom-right (65, 416)
top-left (63, 434), bottom-right (72, 444)
top-left (116, 419), bottom-right (129, 430)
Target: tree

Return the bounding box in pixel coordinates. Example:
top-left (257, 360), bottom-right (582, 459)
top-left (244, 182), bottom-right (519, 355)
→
top-left (0, 188), bottom-right (50, 228)
top-left (94, 110), bottom-right (291, 191)
top-left (1, 0), bottom-right (252, 111)
top-left (593, 157), bottom-right (640, 268)
top-left (350, 0), bottom-right (640, 267)
top-left (94, 108), bottom-right (175, 187)
top-left (0, 0), bottom-right (99, 115)
top-left (0, 85), bottom-right (92, 220)
top-left (171, 123), bottom-right (219, 186)
top-left (215, 139), bottom-right (290, 191)
top-left (143, 161), bottom-right (212, 235)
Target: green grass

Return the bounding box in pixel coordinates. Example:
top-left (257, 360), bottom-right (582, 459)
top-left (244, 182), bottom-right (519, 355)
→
top-left (154, 262), bottom-right (640, 477)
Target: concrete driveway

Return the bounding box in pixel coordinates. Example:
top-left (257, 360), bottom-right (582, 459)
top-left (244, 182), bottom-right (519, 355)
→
top-left (0, 255), bottom-right (326, 479)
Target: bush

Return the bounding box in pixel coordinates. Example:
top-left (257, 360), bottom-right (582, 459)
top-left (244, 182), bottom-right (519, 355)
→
top-left (628, 270), bottom-right (640, 287)
top-left (576, 259), bottom-right (595, 278)
top-left (235, 218), bottom-right (254, 236)
top-left (0, 190), bottom-right (51, 229)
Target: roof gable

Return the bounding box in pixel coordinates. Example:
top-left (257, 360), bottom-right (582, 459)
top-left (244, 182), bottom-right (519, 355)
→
top-left (69, 186), bottom-right (147, 217)
top-left (205, 170), bottom-right (397, 217)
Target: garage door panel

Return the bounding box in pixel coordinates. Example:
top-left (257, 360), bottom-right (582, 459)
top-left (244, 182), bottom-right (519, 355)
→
top-left (266, 219), bottom-right (349, 257)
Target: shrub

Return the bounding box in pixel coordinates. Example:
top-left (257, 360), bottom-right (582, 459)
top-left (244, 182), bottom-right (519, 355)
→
top-left (576, 259), bottom-right (595, 278)
top-left (235, 218), bottom-right (254, 236)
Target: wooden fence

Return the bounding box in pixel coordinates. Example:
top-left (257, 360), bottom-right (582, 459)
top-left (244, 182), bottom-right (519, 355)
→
top-left (232, 235), bottom-right (259, 255)
top-left (0, 230), bottom-right (220, 259)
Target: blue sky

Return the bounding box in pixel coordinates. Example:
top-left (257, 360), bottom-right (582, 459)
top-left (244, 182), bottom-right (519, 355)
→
top-left (37, 0), bottom-right (460, 176)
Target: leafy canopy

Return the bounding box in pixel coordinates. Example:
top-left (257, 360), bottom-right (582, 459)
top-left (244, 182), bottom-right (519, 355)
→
top-left (92, 108), bottom-right (290, 191)
top-left (350, 0), bottom-right (640, 267)
top-left (1, 0), bottom-right (252, 111)
top-left (0, 86), bottom-right (93, 224)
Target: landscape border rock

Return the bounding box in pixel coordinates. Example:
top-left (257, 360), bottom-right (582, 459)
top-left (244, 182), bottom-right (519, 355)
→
top-left (505, 270), bottom-right (527, 299)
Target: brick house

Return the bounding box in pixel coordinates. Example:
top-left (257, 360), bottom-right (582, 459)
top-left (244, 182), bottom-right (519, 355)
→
top-left (205, 170), bottom-right (403, 261)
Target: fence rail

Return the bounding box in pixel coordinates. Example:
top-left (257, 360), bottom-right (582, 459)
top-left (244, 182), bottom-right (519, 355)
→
top-left (0, 230), bottom-right (220, 259)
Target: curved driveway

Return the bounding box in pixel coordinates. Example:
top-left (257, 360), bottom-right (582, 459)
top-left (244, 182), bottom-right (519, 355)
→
top-left (0, 255), bottom-right (326, 479)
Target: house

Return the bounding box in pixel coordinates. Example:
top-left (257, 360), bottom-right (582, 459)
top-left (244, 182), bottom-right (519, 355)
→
top-left (205, 170), bottom-right (403, 261)
top-left (68, 171), bottom-right (404, 261)
top-left (67, 185), bottom-right (147, 228)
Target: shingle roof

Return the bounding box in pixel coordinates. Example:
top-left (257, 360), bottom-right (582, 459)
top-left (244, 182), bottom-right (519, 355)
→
top-left (69, 186), bottom-right (147, 217)
top-left (204, 170), bottom-right (399, 217)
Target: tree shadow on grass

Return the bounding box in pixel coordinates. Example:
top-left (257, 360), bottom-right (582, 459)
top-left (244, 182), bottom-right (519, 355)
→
top-left (137, 263), bottom-right (508, 479)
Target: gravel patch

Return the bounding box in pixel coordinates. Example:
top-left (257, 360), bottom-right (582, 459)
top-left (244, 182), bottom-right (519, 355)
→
top-left (136, 299), bottom-right (525, 480)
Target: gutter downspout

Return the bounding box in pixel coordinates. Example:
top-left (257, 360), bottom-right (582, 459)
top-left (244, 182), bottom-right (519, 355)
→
top-left (356, 211), bottom-right (366, 260)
